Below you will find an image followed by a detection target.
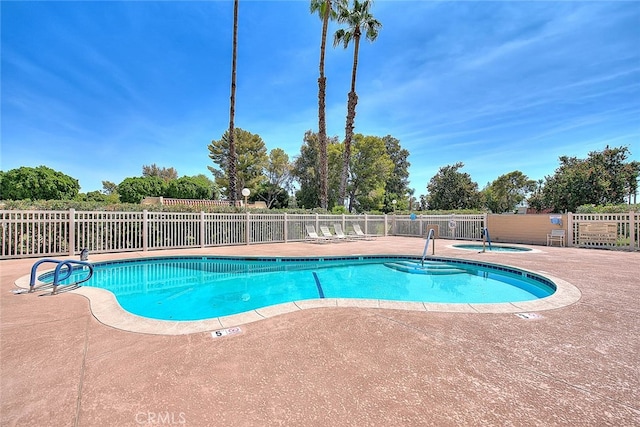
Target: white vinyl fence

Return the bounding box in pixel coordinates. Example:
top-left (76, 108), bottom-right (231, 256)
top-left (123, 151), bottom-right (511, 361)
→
top-left (569, 212), bottom-right (639, 250)
top-left (391, 214), bottom-right (486, 240)
top-left (0, 210), bottom-right (395, 259)
top-left (2, 210), bottom-right (637, 259)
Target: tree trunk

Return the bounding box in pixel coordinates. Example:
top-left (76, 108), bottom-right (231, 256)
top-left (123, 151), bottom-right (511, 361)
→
top-left (317, 0), bottom-right (331, 210)
top-left (339, 91), bottom-right (358, 207)
top-left (318, 76), bottom-right (328, 209)
top-left (338, 31), bottom-right (361, 208)
top-left (227, 0), bottom-right (239, 205)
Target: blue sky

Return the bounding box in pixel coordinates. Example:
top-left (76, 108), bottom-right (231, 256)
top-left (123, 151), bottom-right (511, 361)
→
top-left (2, 1), bottom-right (639, 196)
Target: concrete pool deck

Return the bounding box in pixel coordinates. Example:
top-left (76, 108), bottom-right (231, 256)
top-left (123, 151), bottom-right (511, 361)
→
top-left (1, 237), bottom-right (639, 426)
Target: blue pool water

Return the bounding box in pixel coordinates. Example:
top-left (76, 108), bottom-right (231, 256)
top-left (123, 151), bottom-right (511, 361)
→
top-left (453, 244), bottom-right (532, 252)
top-left (41, 256), bottom-right (555, 321)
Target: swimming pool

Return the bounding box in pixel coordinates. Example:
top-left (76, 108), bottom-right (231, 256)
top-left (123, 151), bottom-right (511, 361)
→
top-left (38, 256), bottom-right (555, 321)
top-left (453, 244), bottom-right (532, 252)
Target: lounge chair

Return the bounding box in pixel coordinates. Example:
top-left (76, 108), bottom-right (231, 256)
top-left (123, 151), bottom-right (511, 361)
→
top-left (352, 224), bottom-right (376, 240)
top-left (305, 225), bottom-right (331, 244)
top-left (333, 223), bottom-right (355, 240)
top-left (319, 225), bottom-right (345, 242)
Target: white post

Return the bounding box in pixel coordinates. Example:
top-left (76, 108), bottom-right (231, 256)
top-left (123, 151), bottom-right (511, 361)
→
top-left (567, 212), bottom-right (573, 247)
top-left (364, 213), bottom-right (368, 234)
top-left (283, 212), bottom-right (288, 243)
top-left (384, 214), bottom-right (389, 236)
top-left (629, 211), bottom-right (635, 251)
top-left (142, 210), bottom-right (148, 252)
top-left (68, 208), bottom-right (75, 256)
top-left (200, 211), bottom-right (206, 248)
top-left (483, 213), bottom-right (488, 238)
top-left (246, 212), bottom-right (251, 245)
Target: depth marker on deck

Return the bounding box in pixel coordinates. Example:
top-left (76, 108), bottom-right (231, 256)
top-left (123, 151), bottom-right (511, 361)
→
top-left (515, 312), bottom-right (543, 320)
top-left (211, 327), bottom-right (242, 338)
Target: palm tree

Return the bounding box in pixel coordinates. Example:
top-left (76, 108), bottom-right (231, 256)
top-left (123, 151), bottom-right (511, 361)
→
top-left (227, 0), bottom-right (239, 205)
top-left (333, 0), bottom-right (381, 207)
top-left (310, 0), bottom-right (337, 210)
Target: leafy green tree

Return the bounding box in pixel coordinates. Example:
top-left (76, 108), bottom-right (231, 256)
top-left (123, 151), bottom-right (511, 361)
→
top-left (418, 194), bottom-right (428, 211)
top-left (257, 148), bottom-right (293, 208)
top-left (117, 176), bottom-right (166, 204)
top-left (333, 0), bottom-right (382, 206)
top-left (623, 161), bottom-right (640, 204)
top-left (84, 191), bottom-right (108, 202)
top-left (291, 130), bottom-right (341, 209)
top-left (208, 128), bottom-right (268, 200)
top-left (327, 141), bottom-right (344, 207)
top-left (0, 166), bottom-right (80, 200)
top-left (537, 146), bottom-right (640, 212)
top-left (311, 0), bottom-right (338, 210)
top-left (426, 162), bottom-right (482, 210)
top-left (482, 171), bottom-right (536, 213)
top-left (75, 191), bottom-right (116, 203)
top-left (346, 134), bottom-right (393, 212)
top-left (102, 181), bottom-right (118, 195)
top-left (165, 175), bottom-right (217, 200)
top-left (526, 179), bottom-right (545, 212)
top-left (381, 135), bottom-right (411, 212)
top-left (142, 164), bottom-right (178, 182)
top-left (292, 131), bottom-right (322, 209)
top-left (253, 184), bottom-right (290, 209)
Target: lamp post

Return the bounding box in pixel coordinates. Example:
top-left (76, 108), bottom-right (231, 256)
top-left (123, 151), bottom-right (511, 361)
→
top-left (242, 188), bottom-right (250, 212)
top-left (392, 199), bottom-right (397, 214)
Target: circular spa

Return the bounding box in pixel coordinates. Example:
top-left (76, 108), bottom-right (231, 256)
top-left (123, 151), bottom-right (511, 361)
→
top-left (452, 244), bottom-right (532, 253)
top-left (35, 256), bottom-right (555, 321)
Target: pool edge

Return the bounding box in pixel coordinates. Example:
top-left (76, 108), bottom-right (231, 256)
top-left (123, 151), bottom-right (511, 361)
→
top-left (14, 255), bottom-right (582, 336)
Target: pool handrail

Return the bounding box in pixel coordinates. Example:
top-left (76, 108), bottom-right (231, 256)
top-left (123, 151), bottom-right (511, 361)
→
top-left (421, 228), bottom-right (436, 265)
top-left (29, 258), bottom-right (94, 295)
top-left (483, 227), bottom-right (493, 252)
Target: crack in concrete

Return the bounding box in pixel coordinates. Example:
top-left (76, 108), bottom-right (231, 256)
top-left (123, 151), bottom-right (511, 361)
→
top-left (74, 316), bottom-right (90, 427)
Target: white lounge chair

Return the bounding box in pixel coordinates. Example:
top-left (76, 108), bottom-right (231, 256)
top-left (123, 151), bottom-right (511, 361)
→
top-left (305, 225), bottom-right (331, 244)
top-left (352, 224), bottom-right (376, 240)
top-left (319, 225), bottom-right (345, 242)
top-left (333, 223), bottom-right (354, 240)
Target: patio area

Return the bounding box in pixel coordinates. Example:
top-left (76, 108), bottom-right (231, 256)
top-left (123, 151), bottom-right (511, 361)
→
top-left (1, 237), bottom-right (639, 426)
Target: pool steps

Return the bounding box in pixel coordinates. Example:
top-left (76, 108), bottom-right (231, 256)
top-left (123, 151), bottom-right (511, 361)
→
top-left (384, 260), bottom-right (467, 275)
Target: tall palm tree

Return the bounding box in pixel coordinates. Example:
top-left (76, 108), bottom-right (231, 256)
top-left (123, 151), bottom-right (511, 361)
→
top-left (310, 0), bottom-right (337, 210)
top-left (333, 0), bottom-right (381, 207)
top-left (227, 0), bottom-right (239, 205)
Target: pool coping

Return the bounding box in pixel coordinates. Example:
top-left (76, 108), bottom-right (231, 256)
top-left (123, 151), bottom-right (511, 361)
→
top-left (14, 255), bottom-right (582, 335)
